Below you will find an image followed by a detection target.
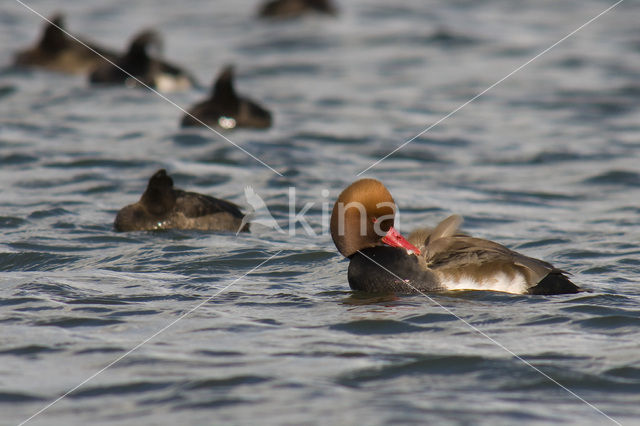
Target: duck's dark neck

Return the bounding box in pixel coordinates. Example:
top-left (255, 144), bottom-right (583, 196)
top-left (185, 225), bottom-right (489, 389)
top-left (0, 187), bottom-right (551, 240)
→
top-left (348, 246), bottom-right (440, 294)
top-left (141, 186), bottom-right (176, 217)
top-left (40, 23), bottom-right (68, 52)
top-left (211, 71), bottom-right (238, 107)
top-left (121, 45), bottom-right (153, 76)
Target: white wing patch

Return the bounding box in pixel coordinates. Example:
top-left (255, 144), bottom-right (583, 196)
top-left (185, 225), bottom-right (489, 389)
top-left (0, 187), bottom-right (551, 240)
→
top-left (441, 271), bottom-right (528, 294)
top-left (155, 74), bottom-right (192, 93)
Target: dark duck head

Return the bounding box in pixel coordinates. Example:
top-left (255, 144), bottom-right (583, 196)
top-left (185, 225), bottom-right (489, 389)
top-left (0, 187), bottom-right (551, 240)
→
top-left (37, 14), bottom-right (69, 53)
top-left (114, 169), bottom-right (176, 231)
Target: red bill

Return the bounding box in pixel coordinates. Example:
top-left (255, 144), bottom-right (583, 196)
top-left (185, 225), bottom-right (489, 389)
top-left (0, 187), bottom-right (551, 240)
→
top-left (381, 226), bottom-right (421, 256)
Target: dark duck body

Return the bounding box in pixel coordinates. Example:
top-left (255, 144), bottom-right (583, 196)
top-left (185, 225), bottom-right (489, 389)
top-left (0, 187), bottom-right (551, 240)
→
top-left (14, 13), bottom-right (118, 74)
top-left (258, 0), bottom-right (337, 18)
top-left (89, 30), bottom-right (196, 92)
top-left (331, 179), bottom-right (580, 295)
top-left (114, 169), bottom-right (248, 232)
top-left (181, 65), bottom-right (272, 130)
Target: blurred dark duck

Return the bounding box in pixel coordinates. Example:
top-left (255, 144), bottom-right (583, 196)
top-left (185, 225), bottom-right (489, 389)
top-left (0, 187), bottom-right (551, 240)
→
top-left (114, 169), bottom-right (248, 232)
top-left (331, 179), bottom-right (580, 295)
top-left (90, 30), bottom-right (196, 92)
top-left (181, 65), bottom-right (272, 130)
top-left (14, 13), bottom-right (117, 74)
top-left (258, 0), bottom-right (337, 18)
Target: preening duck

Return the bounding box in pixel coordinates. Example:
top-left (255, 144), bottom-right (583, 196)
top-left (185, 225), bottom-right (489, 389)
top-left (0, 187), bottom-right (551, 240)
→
top-left (330, 179), bottom-right (580, 295)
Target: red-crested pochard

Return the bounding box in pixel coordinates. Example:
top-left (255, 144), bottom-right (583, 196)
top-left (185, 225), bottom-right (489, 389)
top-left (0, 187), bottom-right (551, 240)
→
top-left (330, 179), bottom-right (580, 295)
top-left (114, 169), bottom-right (248, 232)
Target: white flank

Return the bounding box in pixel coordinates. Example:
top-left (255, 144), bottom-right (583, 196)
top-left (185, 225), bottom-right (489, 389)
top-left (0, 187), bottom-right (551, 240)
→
top-left (155, 74), bottom-right (191, 93)
top-left (441, 271), bottom-right (528, 294)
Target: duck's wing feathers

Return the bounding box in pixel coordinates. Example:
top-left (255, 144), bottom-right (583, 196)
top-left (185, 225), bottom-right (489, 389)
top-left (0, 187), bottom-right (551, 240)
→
top-left (408, 214), bottom-right (464, 252)
top-left (175, 190), bottom-right (244, 219)
top-left (424, 235), bottom-right (555, 285)
top-left (429, 214), bottom-right (463, 241)
top-left (407, 228), bottom-right (434, 250)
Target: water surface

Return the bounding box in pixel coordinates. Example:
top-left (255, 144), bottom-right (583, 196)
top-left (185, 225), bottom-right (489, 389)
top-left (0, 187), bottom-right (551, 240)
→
top-left (1, 0), bottom-right (640, 425)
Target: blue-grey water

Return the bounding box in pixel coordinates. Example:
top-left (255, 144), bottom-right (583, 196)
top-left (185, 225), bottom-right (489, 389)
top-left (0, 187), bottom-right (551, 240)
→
top-left (1, 0), bottom-right (640, 425)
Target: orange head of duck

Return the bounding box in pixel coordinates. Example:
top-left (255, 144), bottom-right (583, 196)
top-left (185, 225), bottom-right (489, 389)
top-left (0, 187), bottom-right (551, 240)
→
top-left (330, 179), bottom-right (421, 258)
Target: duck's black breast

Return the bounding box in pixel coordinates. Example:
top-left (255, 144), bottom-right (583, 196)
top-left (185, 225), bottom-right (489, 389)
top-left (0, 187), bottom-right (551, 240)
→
top-left (348, 246), bottom-right (440, 294)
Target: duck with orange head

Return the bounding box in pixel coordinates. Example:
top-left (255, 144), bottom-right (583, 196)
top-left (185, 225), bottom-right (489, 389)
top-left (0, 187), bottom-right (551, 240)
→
top-left (330, 179), bottom-right (580, 295)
